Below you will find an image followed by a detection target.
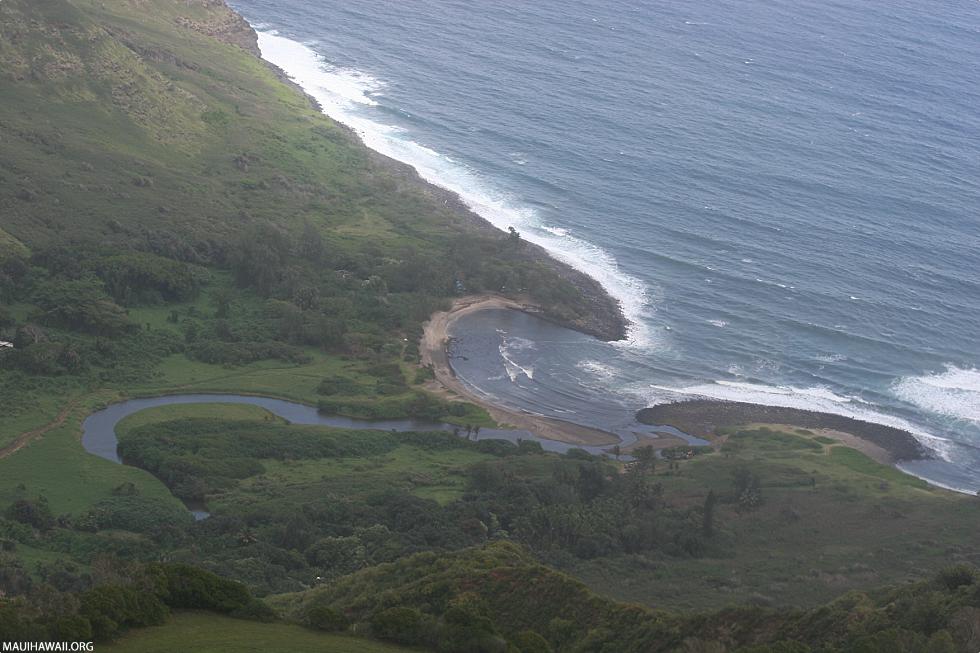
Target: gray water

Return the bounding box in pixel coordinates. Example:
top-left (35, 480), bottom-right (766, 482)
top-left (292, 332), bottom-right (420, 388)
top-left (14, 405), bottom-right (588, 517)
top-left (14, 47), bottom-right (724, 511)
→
top-left (79, 393), bottom-right (688, 464)
top-left (231, 0), bottom-right (980, 492)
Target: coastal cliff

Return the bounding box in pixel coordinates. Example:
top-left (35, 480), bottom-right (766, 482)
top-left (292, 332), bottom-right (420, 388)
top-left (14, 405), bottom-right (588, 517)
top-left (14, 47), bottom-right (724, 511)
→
top-left (175, 0), bottom-right (261, 56)
top-left (358, 148), bottom-right (628, 340)
top-left (204, 0), bottom-right (628, 341)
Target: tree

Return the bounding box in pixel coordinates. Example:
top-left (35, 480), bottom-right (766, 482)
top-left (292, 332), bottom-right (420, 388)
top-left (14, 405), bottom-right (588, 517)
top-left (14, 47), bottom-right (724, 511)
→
top-left (576, 463), bottom-right (607, 501)
top-left (634, 446), bottom-right (656, 472)
top-left (79, 585), bottom-right (168, 640)
top-left (7, 497), bottom-right (55, 531)
top-left (31, 279), bottom-right (132, 336)
top-left (57, 344), bottom-right (82, 372)
top-left (12, 324), bottom-right (44, 349)
top-left (298, 220), bottom-right (326, 263)
top-left (306, 536), bottom-right (366, 576)
top-left (624, 467), bottom-right (661, 512)
top-left (439, 605), bottom-right (506, 652)
top-left (732, 467), bottom-right (762, 510)
top-left (371, 607), bottom-right (429, 646)
top-left (702, 490), bottom-right (717, 537)
top-left (278, 516), bottom-right (314, 551)
top-left (211, 288), bottom-right (233, 319)
top-left (229, 223), bottom-right (290, 294)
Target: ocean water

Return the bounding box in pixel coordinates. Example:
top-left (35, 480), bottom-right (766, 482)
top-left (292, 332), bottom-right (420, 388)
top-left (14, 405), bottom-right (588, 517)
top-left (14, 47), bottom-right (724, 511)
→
top-left (230, 0), bottom-right (980, 491)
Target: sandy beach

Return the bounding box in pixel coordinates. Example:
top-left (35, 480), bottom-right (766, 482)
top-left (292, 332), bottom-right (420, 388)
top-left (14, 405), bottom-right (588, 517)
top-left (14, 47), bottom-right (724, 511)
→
top-left (421, 297), bottom-right (934, 466)
top-left (420, 295), bottom-right (623, 447)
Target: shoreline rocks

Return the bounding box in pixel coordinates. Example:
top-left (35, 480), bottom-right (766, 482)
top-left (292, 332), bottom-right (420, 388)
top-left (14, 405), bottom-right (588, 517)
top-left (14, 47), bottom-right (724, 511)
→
top-left (637, 400), bottom-right (932, 462)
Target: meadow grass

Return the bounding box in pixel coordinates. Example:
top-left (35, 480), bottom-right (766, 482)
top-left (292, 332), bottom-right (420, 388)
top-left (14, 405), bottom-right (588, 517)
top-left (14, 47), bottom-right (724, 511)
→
top-left (0, 391), bottom-right (184, 516)
top-left (224, 443), bottom-right (494, 509)
top-left (112, 400), bottom-right (492, 508)
top-left (102, 612), bottom-right (411, 653)
top-left (571, 426), bottom-right (980, 609)
top-left (0, 392), bottom-right (74, 450)
top-left (115, 403), bottom-right (283, 437)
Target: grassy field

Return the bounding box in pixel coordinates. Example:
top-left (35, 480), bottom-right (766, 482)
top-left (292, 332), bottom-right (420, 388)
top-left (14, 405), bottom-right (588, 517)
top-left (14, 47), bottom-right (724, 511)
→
top-left (0, 390), bottom-right (186, 516)
top-left (115, 402), bottom-right (285, 437)
top-left (571, 426), bottom-right (980, 609)
top-left (114, 401), bottom-right (494, 509)
top-left (225, 442), bottom-right (495, 508)
top-left (102, 612), bottom-right (413, 653)
top-left (104, 405), bottom-right (980, 611)
top-left (8, 396), bottom-right (978, 610)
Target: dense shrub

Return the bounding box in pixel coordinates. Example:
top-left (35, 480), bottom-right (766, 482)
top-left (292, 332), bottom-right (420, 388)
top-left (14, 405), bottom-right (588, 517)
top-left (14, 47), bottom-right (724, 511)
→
top-left (185, 340), bottom-right (311, 365)
top-left (31, 278), bottom-right (133, 336)
top-left (371, 606), bottom-right (431, 646)
top-left (6, 497), bottom-right (55, 531)
top-left (147, 563), bottom-right (254, 614)
top-left (93, 253), bottom-right (208, 305)
top-left (82, 496), bottom-right (191, 534)
top-left (305, 605), bottom-right (350, 632)
top-left (79, 585), bottom-right (168, 640)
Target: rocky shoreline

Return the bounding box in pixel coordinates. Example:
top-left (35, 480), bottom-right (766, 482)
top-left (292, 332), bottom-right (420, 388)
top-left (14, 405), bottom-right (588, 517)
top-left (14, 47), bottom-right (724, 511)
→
top-left (637, 400), bottom-right (933, 462)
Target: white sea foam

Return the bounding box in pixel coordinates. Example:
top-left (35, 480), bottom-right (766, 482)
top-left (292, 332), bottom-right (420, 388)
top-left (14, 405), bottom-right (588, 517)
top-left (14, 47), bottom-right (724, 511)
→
top-left (254, 30), bottom-right (652, 347)
top-left (895, 464), bottom-right (976, 495)
top-left (892, 365), bottom-right (980, 425)
top-left (543, 226), bottom-right (569, 237)
top-left (498, 335), bottom-right (536, 382)
top-left (577, 359), bottom-right (616, 380)
top-left (707, 319), bottom-right (728, 328)
top-left (501, 336), bottom-right (537, 352)
top-left (815, 353), bottom-right (847, 363)
top-left (499, 346), bottom-right (534, 382)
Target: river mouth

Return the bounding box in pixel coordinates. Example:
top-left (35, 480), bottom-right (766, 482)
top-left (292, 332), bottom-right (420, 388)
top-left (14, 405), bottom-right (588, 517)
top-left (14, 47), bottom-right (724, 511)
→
top-left (446, 308), bottom-right (980, 494)
top-left (446, 310), bottom-right (711, 447)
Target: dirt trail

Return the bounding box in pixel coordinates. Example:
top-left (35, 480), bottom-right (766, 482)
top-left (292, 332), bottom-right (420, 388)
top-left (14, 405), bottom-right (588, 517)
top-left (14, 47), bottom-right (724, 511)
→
top-left (0, 400), bottom-right (78, 459)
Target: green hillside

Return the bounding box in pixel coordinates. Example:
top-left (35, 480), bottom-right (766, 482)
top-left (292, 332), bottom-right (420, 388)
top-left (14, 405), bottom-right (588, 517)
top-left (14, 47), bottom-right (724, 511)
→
top-left (0, 0), bottom-right (620, 447)
top-left (2, 1), bottom-right (980, 652)
top-left (3, 403), bottom-right (979, 650)
top-left (269, 541), bottom-right (980, 653)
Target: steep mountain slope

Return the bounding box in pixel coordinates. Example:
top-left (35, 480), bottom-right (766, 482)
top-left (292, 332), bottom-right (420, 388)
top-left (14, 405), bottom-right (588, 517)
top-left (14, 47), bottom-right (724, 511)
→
top-left (0, 0), bottom-right (623, 338)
